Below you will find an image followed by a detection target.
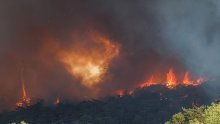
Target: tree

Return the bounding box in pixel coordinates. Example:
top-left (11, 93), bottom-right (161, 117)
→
top-left (166, 102), bottom-right (220, 124)
top-left (203, 103), bottom-right (220, 124)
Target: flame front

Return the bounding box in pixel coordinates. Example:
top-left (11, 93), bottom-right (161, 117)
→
top-left (58, 32), bottom-right (120, 87)
top-left (16, 80), bottom-right (31, 107)
top-left (116, 68), bottom-right (206, 96)
top-left (139, 76), bottom-right (154, 88)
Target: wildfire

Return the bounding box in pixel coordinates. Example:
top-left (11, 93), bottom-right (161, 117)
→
top-left (58, 32), bottom-right (120, 87)
top-left (16, 80), bottom-right (31, 107)
top-left (116, 68), bottom-right (206, 96)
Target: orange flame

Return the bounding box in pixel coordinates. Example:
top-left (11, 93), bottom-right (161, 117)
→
top-left (183, 72), bottom-right (193, 86)
top-left (16, 80), bottom-right (31, 107)
top-left (22, 80), bottom-right (27, 99)
top-left (139, 76), bottom-right (154, 88)
top-left (166, 68), bottom-right (177, 88)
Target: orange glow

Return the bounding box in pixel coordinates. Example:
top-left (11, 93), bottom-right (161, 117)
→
top-left (54, 97), bottom-right (60, 105)
top-left (195, 77), bottom-right (206, 85)
top-left (166, 68), bottom-right (177, 89)
top-left (16, 80), bottom-right (31, 107)
top-left (183, 72), bottom-right (193, 86)
top-left (116, 90), bottom-right (125, 97)
top-left (58, 32), bottom-right (120, 87)
top-left (129, 90), bottom-right (134, 95)
top-left (139, 76), bottom-right (154, 88)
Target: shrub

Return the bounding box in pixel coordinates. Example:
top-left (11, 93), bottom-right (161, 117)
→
top-left (166, 102), bottom-right (220, 124)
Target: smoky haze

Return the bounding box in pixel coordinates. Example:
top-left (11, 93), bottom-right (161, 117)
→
top-left (156, 0), bottom-right (220, 78)
top-left (0, 0), bottom-right (219, 110)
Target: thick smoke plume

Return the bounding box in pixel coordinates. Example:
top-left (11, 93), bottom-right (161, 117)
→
top-left (0, 0), bottom-right (219, 110)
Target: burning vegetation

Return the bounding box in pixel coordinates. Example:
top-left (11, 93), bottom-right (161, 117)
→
top-left (116, 68), bottom-right (206, 96)
top-left (15, 66), bottom-right (206, 107)
top-left (166, 68), bottom-right (177, 88)
top-left (3, 80), bottom-right (219, 124)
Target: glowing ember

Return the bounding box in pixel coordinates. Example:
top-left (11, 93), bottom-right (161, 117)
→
top-left (16, 80), bottom-right (31, 107)
top-left (58, 32), bottom-right (120, 87)
top-left (54, 97), bottom-right (60, 105)
top-left (166, 68), bottom-right (177, 88)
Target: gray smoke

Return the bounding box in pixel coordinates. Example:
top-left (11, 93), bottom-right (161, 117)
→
top-left (156, 0), bottom-right (220, 77)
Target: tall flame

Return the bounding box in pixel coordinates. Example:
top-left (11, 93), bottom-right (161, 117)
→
top-left (22, 80), bottom-right (27, 99)
top-left (16, 80), bottom-right (31, 107)
top-left (166, 68), bottom-right (177, 88)
top-left (183, 72), bottom-right (192, 86)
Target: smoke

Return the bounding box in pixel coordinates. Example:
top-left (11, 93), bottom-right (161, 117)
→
top-left (0, 0), bottom-right (219, 110)
top-left (156, 0), bottom-right (220, 77)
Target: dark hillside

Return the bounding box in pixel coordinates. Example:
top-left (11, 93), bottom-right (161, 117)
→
top-left (0, 81), bottom-right (219, 124)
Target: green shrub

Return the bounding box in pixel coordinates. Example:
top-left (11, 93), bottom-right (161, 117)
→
top-left (166, 102), bottom-right (220, 124)
top-left (204, 103), bottom-right (220, 124)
